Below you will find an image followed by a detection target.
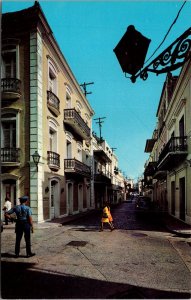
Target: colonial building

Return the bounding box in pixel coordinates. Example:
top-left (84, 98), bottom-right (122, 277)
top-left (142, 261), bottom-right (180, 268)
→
top-left (92, 134), bottom-right (125, 208)
top-left (1, 2), bottom-right (94, 222)
top-left (144, 64), bottom-right (191, 225)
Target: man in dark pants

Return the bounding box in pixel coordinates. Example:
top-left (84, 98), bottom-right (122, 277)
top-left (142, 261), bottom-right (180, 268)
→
top-left (5, 196), bottom-right (35, 258)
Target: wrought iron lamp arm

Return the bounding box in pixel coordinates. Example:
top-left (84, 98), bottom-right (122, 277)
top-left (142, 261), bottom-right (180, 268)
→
top-left (131, 27), bottom-right (191, 83)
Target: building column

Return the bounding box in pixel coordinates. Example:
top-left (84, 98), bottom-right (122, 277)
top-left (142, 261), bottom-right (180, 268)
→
top-left (29, 31), bottom-right (43, 222)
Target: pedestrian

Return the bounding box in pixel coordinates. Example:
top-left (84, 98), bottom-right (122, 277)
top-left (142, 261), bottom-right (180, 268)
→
top-left (99, 202), bottom-right (114, 231)
top-left (4, 195), bottom-right (35, 258)
top-left (2, 197), bottom-right (12, 225)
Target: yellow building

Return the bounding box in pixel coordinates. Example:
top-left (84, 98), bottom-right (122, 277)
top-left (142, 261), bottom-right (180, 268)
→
top-left (1, 2), bottom-right (94, 222)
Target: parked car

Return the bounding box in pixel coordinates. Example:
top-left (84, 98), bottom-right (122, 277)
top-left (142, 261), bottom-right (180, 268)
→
top-left (135, 196), bottom-right (153, 215)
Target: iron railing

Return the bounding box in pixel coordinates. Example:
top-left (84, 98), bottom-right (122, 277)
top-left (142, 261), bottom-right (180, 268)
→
top-left (158, 136), bottom-right (187, 162)
top-left (64, 158), bottom-right (91, 176)
top-left (1, 78), bottom-right (21, 94)
top-left (1, 148), bottom-right (20, 162)
top-left (47, 90), bottom-right (60, 113)
top-left (64, 109), bottom-right (90, 137)
top-left (47, 151), bottom-right (60, 168)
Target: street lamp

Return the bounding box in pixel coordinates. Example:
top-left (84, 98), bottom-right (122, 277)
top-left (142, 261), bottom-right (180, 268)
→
top-left (114, 25), bottom-right (191, 83)
top-left (113, 25), bottom-right (151, 80)
top-left (32, 151), bottom-right (40, 172)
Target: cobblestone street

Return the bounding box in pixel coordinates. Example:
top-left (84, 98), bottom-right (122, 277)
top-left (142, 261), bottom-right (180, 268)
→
top-left (1, 201), bottom-right (191, 299)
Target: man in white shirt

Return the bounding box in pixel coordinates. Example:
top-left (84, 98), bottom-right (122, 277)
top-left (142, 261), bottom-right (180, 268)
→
top-left (3, 197), bottom-right (12, 225)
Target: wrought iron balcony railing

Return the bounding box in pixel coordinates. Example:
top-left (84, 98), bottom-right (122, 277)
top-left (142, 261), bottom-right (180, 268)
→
top-left (1, 78), bottom-right (21, 99)
top-left (64, 158), bottom-right (91, 177)
top-left (47, 90), bottom-right (60, 116)
top-left (47, 151), bottom-right (60, 170)
top-left (158, 136), bottom-right (188, 170)
top-left (64, 109), bottom-right (90, 139)
top-left (1, 148), bottom-right (20, 163)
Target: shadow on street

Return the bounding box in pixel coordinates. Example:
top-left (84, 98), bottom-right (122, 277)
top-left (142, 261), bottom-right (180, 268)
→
top-left (1, 261), bottom-right (190, 299)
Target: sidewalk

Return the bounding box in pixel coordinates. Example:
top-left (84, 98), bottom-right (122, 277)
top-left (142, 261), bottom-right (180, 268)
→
top-left (163, 213), bottom-right (191, 238)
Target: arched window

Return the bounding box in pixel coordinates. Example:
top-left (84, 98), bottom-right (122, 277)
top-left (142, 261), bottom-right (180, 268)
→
top-left (49, 120), bottom-right (58, 153)
top-left (76, 100), bottom-right (83, 115)
top-left (48, 60), bottom-right (58, 95)
top-left (66, 86), bottom-right (72, 109)
top-left (2, 41), bottom-right (19, 78)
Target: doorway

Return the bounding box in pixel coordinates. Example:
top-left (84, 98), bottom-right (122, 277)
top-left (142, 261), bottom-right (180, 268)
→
top-left (171, 181), bottom-right (175, 215)
top-left (50, 179), bottom-right (60, 219)
top-left (179, 177), bottom-right (185, 221)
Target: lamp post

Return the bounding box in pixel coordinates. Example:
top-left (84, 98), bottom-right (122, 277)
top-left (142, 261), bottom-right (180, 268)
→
top-left (32, 151), bottom-right (40, 172)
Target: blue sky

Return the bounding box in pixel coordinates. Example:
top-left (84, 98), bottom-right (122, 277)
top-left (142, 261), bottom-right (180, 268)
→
top-left (2, 1), bottom-right (191, 180)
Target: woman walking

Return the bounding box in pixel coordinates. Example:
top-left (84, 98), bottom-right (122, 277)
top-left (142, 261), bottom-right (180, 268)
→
top-left (99, 202), bottom-right (114, 231)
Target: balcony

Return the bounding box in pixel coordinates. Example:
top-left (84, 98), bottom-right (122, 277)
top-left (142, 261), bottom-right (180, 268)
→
top-left (94, 172), bottom-right (112, 185)
top-left (93, 150), bottom-right (112, 164)
top-left (144, 162), bottom-right (157, 177)
top-left (1, 78), bottom-right (21, 100)
top-left (64, 109), bottom-right (90, 140)
top-left (1, 148), bottom-right (20, 166)
top-left (47, 151), bottom-right (60, 170)
top-left (157, 136), bottom-right (188, 171)
top-left (64, 158), bottom-right (91, 177)
top-left (47, 91), bottom-right (60, 116)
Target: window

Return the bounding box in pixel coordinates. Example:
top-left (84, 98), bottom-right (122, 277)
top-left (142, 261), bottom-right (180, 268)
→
top-left (1, 113), bottom-right (16, 147)
top-left (66, 86), bottom-right (72, 109)
top-left (66, 141), bottom-right (72, 159)
top-left (77, 142), bottom-right (82, 162)
top-left (49, 120), bottom-right (57, 153)
top-left (76, 101), bottom-right (82, 115)
top-left (48, 62), bottom-right (57, 95)
top-left (179, 116), bottom-right (184, 137)
top-left (2, 45), bottom-right (17, 78)
top-left (66, 131), bottom-right (73, 159)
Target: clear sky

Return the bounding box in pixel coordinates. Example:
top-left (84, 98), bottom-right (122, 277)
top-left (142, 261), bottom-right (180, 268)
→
top-left (2, 0), bottom-right (191, 181)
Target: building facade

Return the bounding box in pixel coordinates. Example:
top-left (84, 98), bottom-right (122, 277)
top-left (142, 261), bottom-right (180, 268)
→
top-left (1, 2), bottom-right (94, 222)
top-left (144, 63), bottom-right (191, 225)
top-left (1, 2), bottom-right (126, 223)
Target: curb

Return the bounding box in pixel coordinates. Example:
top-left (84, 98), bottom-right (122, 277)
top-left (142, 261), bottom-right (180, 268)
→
top-left (165, 225), bottom-right (191, 238)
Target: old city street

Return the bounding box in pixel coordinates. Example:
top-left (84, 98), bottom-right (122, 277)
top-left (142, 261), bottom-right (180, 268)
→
top-left (1, 200), bottom-right (191, 299)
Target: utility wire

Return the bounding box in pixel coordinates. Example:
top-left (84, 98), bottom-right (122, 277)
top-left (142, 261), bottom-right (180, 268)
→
top-left (144, 0), bottom-right (187, 66)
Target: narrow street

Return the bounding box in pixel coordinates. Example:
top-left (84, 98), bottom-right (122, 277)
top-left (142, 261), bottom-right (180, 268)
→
top-left (1, 200), bottom-right (191, 299)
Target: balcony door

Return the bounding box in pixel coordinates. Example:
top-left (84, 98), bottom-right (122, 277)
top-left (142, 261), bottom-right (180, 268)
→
top-left (179, 177), bottom-right (185, 221)
top-left (179, 116), bottom-right (184, 137)
top-left (2, 45), bottom-right (17, 78)
top-left (1, 113), bottom-right (16, 148)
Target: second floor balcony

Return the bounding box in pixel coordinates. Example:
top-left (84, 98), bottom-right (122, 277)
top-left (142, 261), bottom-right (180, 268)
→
top-left (64, 109), bottom-right (90, 140)
top-left (1, 78), bottom-right (21, 100)
top-left (47, 151), bottom-right (60, 171)
top-left (144, 162), bottom-right (157, 177)
top-left (94, 171), bottom-right (112, 185)
top-left (47, 90), bottom-right (60, 116)
top-left (64, 158), bottom-right (91, 177)
top-left (157, 136), bottom-right (188, 171)
top-left (1, 148), bottom-right (20, 166)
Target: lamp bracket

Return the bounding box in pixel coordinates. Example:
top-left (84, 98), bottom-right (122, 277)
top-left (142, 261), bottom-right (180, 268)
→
top-left (132, 27), bottom-right (191, 83)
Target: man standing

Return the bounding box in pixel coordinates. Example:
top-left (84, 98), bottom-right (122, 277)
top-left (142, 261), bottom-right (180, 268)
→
top-left (2, 197), bottom-right (12, 225)
top-left (5, 196), bottom-right (35, 258)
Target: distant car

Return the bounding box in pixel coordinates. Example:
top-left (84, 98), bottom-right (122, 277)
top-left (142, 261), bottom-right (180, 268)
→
top-left (135, 196), bottom-right (153, 215)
